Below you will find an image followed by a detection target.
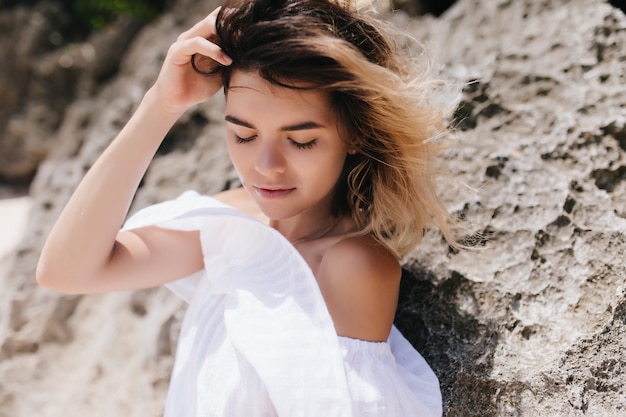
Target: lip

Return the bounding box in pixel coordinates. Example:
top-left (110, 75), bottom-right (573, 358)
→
top-left (253, 185), bottom-right (296, 199)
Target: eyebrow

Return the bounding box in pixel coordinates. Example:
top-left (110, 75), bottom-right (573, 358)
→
top-left (225, 115), bottom-right (325, 131)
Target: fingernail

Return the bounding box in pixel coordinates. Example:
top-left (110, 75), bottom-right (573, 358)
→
top-left (221, 53), bottom-right (232, 65)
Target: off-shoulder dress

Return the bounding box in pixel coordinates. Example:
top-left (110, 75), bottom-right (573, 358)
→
top-left (122, 191), bottom-right (442, 417)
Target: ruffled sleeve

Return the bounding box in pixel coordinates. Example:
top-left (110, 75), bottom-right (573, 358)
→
top-left (121, 190), bottom-right (231, 303)
top-left (122, 191), bottom-right (354, 416)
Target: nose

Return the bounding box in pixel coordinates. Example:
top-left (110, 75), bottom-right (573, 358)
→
top-left (254, 140), bottom-right (286, 176)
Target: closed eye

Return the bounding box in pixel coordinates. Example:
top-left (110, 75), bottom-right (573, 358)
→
top-left (234, 134), bottom-right (256, 144)
top-left (233, 134), bottom-right (317, 149)
top-left (290, 138), bottom-right (317, 150)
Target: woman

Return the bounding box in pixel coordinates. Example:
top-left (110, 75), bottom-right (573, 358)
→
top-left (37, 0), bottom-right (457, 415)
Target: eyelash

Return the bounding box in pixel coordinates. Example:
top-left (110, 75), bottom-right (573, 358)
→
top-left (291, 139), bottom-right (317, 150)
top-left (234, 134), bottom-right (255, 144)
top-left (234, 135), bottom-right (317, 150)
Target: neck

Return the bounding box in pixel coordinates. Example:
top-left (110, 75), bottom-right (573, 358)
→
top-left (269, 211), bottom-right (339, 245)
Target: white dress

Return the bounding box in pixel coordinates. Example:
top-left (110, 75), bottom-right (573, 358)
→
top-left (122, 191), bottom-right (442, 417)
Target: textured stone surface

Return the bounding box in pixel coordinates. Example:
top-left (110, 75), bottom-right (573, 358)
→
top-left (1, 0), bottom-right (625, 416)
top-left (392, 1), bottom-right (626, 415)
top-left (0, 2), bottom-right (144, 182)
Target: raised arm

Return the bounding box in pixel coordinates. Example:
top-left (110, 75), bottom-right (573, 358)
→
top-left (37, 9), bottom-right (231, 294)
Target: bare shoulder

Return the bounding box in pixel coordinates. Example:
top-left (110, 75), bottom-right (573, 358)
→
top-left (322, 235), bottom-right (400, 274)
top-left (316, 235), bottom-right (401, 342)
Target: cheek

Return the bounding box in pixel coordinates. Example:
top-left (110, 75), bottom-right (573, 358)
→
top-left (327, 145), bottom-right (349, 173)
top-left (312, 152), bottom-right (347, 187)
top-left (226, 142), bottom-right (249, 179)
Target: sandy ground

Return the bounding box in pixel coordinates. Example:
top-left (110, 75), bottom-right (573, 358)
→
top-left (0, 187), bottom-right (32, 275)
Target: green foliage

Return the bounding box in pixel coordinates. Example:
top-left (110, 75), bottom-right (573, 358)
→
top-left (73, 0), bottom-right (167, 30)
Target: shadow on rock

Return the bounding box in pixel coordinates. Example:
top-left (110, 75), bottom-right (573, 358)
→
top-left (395, 266), bottom-right (526, 417)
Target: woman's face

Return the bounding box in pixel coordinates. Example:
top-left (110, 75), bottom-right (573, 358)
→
top-left (225, 70), bottom-right (349, 222)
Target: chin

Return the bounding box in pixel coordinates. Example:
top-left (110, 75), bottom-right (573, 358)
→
top-left (255, 198), bottom-right (305, 220)
top-left (256, 205), bottom-right (294, 221)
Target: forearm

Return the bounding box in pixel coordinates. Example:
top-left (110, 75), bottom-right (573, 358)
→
top-left (37, 87), bottom-right (183, 290)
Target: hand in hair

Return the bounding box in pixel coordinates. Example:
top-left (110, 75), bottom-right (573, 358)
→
top-left (36, 10), bottom-right (232, 294)
top-left (152, 7), bottom-right (232, 115)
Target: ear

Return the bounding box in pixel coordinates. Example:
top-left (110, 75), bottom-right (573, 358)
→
top-left (347, 137), bottom-right (362, 155)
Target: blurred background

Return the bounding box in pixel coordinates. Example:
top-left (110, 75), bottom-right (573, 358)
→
top-left (1, 0), bottom-right (625, 416)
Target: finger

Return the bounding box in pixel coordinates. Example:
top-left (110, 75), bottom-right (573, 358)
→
top-left (169, 36), bottom-right (232, 67)
top-left (191, 54), bottom-right (220, 75)
top-left (177, 7), bottom-right (221, 42)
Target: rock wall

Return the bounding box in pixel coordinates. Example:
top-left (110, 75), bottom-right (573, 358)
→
top-left (1, 0), bottom-right (625, 416)
top-left (394, 1), bottom-right (626, 415)
top-left (0, 2), bottom-right (146, 183)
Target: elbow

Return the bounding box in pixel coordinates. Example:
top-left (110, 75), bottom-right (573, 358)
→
top-left (35, 260), bottom-right (60, 291)
top-left (35, 257), bottom-right (52, 288)
top-left (35, 258), bottom-right (81, 295)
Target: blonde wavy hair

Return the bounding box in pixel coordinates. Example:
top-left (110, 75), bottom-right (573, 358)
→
top-left (194, 0), bottom-right (459, 259)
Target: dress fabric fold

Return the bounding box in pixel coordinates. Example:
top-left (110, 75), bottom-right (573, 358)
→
top-left (122, 191), bottom-right (442, 417)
